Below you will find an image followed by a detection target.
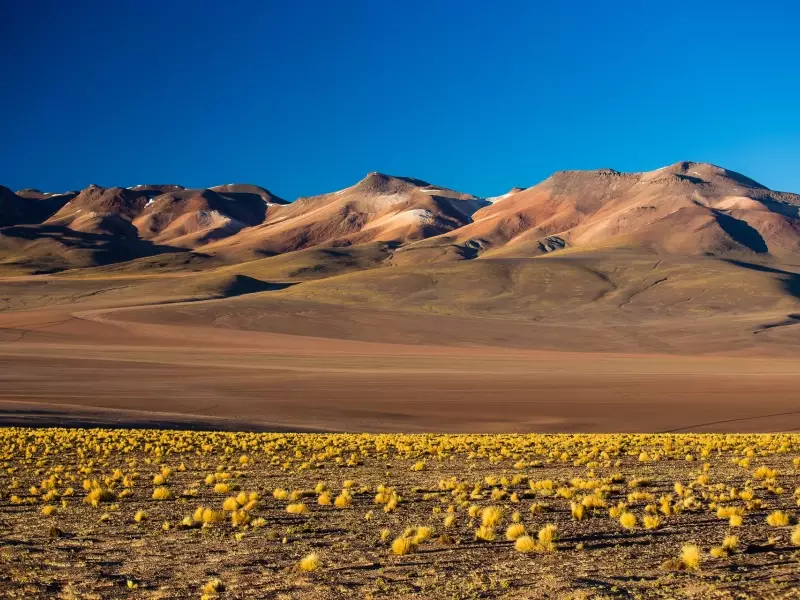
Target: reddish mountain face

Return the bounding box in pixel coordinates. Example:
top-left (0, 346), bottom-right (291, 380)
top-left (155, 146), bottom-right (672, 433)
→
top-left (133, 188), bottom-right (271, 248)
top-left (199, 172), bottom-right (489, 257)
top-left (36, 183), bottom-right (285, 249)
top-left (3, 162), bottom-right (800, 273)
top-left (399, 162), bottom-right (800, 261)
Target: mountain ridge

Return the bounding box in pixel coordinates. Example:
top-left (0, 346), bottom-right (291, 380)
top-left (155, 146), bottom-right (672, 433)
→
top-left (2, 162), bottom-right (800, 274)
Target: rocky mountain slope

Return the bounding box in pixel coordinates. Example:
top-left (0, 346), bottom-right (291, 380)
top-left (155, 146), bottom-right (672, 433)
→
top-left (2, 162), bottom-right (799, 275)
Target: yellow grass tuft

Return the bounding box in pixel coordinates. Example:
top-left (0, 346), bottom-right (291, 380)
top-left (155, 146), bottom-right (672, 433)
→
top-left (222, 497), bottom-right (240, 511)
top-left (475, 525), bottom-right (496, 542)
top-left (643, 514), bottom-right (661, 530)
top-left (299, 552), bottom-right (321, 572)
top-left (505, 522), bottom-right (526, 541)
top-left (722, 535), bottom-right (738, 551)
top-left (537, 523), bottom-right (557, 552)
top-left (391, 536), bottom-right (417, 555)
top-left (680, 544), bottom-right (701, 570)
top-left (514, 535), bottom-right (536, 553)
top-left (334, 491), bottom-right (352, 508)
top-left (201, 578), bottom-right (225, 594)
top-left (766, 511), bottom-right (791, 527)
top-left (791, 525), bottom-right (800, 546)
top-left (481, 506), bottom-right (503, 527)
top-left (710, 546), bottom-right (729, 558)
top-left (152, 486), bottom-right (172, 500)
top-left (619, 511), bottom-right (637, 530)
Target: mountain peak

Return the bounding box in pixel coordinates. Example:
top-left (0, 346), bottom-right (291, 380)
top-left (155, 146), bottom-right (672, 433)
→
top-left (355, 172), bottom-right (432, 194)
top-left (645, 162), bottom-right (767, 189)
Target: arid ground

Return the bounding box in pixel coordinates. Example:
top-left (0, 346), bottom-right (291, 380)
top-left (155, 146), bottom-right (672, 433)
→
top-left (1, 251), bottom-right (800, 434)
top-left (2, 429), bottom-right (800, 600)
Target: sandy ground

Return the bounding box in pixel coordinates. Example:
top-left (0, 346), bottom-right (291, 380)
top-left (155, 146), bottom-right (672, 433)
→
top-left (1, 285), bottom-right (800, 432)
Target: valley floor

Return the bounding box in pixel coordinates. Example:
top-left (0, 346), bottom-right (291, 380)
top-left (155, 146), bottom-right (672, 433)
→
top-left (1, 253), bottom-right (800, 433)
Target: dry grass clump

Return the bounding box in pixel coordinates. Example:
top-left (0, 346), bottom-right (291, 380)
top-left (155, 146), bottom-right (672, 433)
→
top-left (514, 535), bottom-right (537, 553)
top-left (201, 577), bottom-right (225, 595)
top-left (151, 486), bottom-right (172, 500)
top-left (481, 506), bottom-right (503, 527)
top-left (505, 522), bottom-right (526, 541)
top-left (766, 510), bottom-right (791, 527)
top-left (391, 535), bottom-right (417, 555)
top-left (619, 511), bottom-right (637, 530)
top-left (286, 502), bottom-right (308, 515)
top-left (299, 552), bottom-right (321, 572)
top-left (680, 544), bottom-right (701, 570)
top-left (334, 490), bottom-right (353, 508)
top-left (643, 514), bottom-right (661, 530)
top-left (790, 525), bottom-right (800, 546)
top-left (537, 524), bottom-right (557, 552)
top-left (475, 525), bottom-right (496, 542)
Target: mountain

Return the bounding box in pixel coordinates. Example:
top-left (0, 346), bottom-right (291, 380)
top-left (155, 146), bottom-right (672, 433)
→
top-left (208, 184), bottom-right (287, 206)
top-left (3, 163), bottom-right (800, 275)
top-left (199, 172), bottom-right (488, 258)
top-left (133, 188), bottom-right (272, 248)
top-left (0, 185), bottom-right (75, 227)
top-left (37, 183), bottom-right (289, 245)
top-left (397, 162), bottom-right (800, 263)
top-left (0, 182), bottom-right (283, 272)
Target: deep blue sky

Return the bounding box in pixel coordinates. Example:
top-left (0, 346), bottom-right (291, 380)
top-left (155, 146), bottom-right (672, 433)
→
top-left (2, 1), bottom-right (799, 199)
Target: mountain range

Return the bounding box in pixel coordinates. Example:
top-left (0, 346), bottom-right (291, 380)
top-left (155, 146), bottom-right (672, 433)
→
top-left (3, 161), bottom-right (800, 276)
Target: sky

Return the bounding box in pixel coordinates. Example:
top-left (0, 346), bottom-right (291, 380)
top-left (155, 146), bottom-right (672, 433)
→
top-left (2, 0), bottom-right (799, 200)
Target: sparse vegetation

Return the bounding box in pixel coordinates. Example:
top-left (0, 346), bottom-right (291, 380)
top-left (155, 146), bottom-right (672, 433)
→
top-left (1, 429), bottom-right (800, 597)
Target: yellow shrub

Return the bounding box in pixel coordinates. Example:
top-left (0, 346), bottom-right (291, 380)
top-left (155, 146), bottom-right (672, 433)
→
top-left (299, 552), bottom-right (320, 572)
top-left (791, 525), bottom-right (800, 546)
top-left (766, 511), bottom-right (790, 527)
top-left (286, 502), bottom-right (308, 515)
top-left (222, 497), bottom-right (240, 511)
top-left (537, 523), bottom-right (557, 552)
top-left (643, 514), bottom-right (661, 530)
top-left (475, 525), bottom-right (496, 542)
top-left (680, 544), bottom-right (701, 569)
top-left (481, 506), bottom-right (503, 527)
top-left (505, 523), bottom-right (526, 541)
top-left (619, 512), bottom-right (637, 530)
top-left (152, 487), bottom-right (171, 500)
top-left (391, 536), bottom-right (416, 555)
top-left (514, 535), bottom-right (536, 553)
